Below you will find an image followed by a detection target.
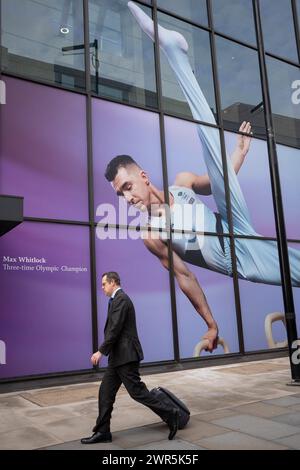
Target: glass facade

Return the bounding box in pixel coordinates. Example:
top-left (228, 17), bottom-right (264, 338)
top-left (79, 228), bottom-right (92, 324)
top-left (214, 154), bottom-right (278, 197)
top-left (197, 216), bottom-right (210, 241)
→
top-left (1, 0), bottom-right (300, 380)
top-left (89, 0), bottom-right (157, 108)
top-left (260, 0), bottom-right (298, 62)
top-left (1, 0), bottom-right (86, 90)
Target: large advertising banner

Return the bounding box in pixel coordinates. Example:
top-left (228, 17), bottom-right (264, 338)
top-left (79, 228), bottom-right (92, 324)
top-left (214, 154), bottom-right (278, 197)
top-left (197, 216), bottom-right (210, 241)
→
top-left (0, 223), bottom-right (92, 378)
top-left (0, 77), bottom-right (89, 221)
top-left (1, 1), bottom-right (299, 381)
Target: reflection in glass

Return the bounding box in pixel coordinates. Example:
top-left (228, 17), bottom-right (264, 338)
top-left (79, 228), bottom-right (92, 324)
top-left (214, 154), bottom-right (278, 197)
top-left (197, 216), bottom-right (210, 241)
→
top-left (215, 36), bottom-right (265, 136)
top-left (0, 77), bottom-right (89, 221)
top-left (260, 0), bottom-right (298, 62)
top-left (212, 0), bottom-right (256, 46)
top-left (267, 57), bottom-right (300, 147)
top-left (157, 0), bottom-right (207, 26)
top-left (158, 12), bottom-right (216, 120)
top-left (277, 144), bottom-right (300, 240)
top-left (297, 0), bottom-right (300, 32)
top-left (89, 0), bottom-right (157, 108)
top-left (1, 0), bottom-right (85, 90)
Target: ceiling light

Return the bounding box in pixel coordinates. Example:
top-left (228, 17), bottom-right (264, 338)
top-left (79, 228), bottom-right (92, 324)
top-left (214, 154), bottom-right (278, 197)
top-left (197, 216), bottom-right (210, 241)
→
top-left (60, 26), bottom-right (70, 35)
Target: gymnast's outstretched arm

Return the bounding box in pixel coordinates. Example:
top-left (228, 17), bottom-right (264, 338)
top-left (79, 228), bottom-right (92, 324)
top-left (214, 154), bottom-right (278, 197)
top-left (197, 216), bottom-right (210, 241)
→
top-left (143, 235), bottom-right (219, 352)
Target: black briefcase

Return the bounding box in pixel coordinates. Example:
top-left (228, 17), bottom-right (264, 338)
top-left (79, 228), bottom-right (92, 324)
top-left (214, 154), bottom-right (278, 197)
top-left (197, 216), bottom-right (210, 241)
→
top-left (150, 386), bottom-right (190, 429)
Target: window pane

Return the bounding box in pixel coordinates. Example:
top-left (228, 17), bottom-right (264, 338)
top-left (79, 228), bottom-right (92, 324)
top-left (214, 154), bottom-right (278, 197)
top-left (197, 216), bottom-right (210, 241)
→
top-left (0, 77), bottom-right (89, 221)
top-left (238, 256), bottom-right (285, 352)
top-left (289, 243), bottom-right (300, 344)
top-left (0, 222), bottom-right (92, 379)
top-left (267, 57), bottom-right (300, 148)
top-left (277, 144), bottom-right (300, 240)
top-left (92, 98), bottom-right (164, 227)
top-left (297, 0), bottom-right (300, 31)
top-left (89, 0), bottom-right (157, 109)
top-left (215, 37), bottom-right (265, 137)
top-left (158, 12), bottom-right (216, 121)
top-left (224, 130), bottom-right (276, 237)
top-left (174, 241), bottom-right (239, 359)
top-left (164, 116), bottom-right (228, 233)
top-left (260, 0), bottom-right (298, 62)
top-left (1, 0), bottom-right (85, 90)
top-left (157, 0), bottom-right (208, 26)
top-left (95, 228), bottom-right (174, 364)
top-left (212, 0), bottom-right (256, 46)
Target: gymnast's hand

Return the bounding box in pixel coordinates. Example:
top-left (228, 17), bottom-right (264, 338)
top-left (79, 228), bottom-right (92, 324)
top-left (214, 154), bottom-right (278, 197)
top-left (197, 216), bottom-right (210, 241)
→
top-left (202, 326), bottom-right (219, 353)
top-left (236, 121), bottom-right (252, 157)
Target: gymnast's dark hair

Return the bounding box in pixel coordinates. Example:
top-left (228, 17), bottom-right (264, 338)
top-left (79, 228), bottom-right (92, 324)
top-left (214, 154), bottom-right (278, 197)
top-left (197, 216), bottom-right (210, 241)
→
top-left (104, 155), bottom-right (140, 182)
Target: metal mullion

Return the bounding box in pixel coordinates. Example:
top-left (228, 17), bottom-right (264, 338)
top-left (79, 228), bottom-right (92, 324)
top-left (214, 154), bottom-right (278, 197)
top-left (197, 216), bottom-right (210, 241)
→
top-left (1, 70), bottom-right (88, 97)
top-left (207, 0), bottom-right (245, 355)
top-left (83, 0), bottom-right (99, 360)
top-left (90, 89), bottom-right (160, 113)
top-left (24, 217), bottom-right (90, 226)
top-left (213, 30), bottom-right (258, 52)
top-left (265, 51), bottom-right (300, 69)
top-left (253, 0), bottom-right (300, 382)
top-left (155, 4), bottom-right (211, 32)
top-left (152, 0), bottom-right (180, 364)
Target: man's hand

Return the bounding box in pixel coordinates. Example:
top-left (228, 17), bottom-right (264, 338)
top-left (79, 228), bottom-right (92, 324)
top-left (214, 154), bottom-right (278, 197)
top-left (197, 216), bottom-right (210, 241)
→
top-left (236, 121), bottom-right (252, 157)
top-left (91, 351), bottom-right (102, 366)
top-left (202, 326), bottom-right (219, 353)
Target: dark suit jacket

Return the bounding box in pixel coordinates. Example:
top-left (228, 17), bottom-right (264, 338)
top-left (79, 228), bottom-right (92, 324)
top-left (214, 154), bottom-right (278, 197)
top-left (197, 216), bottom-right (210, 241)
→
top-left (98, 289), bottom-right (144, 368)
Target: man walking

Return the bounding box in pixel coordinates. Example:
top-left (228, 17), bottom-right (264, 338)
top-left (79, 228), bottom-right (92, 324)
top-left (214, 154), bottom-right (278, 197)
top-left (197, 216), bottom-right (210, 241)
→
top-left (81, 272), bottom-right (179, 444)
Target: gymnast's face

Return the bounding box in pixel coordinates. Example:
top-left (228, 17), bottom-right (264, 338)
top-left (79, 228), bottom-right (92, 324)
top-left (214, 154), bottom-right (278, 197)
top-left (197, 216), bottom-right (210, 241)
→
top-left (111, 165), bottom-right (151, 212)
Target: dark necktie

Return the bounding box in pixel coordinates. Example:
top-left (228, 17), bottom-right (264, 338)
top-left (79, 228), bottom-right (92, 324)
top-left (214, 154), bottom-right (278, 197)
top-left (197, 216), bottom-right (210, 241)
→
top-left (108, 298), bottom-right (113, 309)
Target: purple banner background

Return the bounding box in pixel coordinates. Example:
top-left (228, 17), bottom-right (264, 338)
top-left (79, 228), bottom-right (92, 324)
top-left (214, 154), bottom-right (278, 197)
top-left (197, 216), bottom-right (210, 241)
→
top-left (95, 229), bottom-right (174, 364)
top-left (291, 242), bottom-right (300, 344)
top-left (0, 222), bottom-right (92, 378)
top-left (0, 77), bottom-right (89, 221)
top-left (239, 239), bottom-right (300, 352)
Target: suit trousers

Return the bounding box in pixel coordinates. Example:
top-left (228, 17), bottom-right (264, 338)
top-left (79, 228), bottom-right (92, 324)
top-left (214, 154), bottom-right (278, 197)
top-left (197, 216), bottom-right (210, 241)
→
top-left (95, 361), bottom-right (174, 433)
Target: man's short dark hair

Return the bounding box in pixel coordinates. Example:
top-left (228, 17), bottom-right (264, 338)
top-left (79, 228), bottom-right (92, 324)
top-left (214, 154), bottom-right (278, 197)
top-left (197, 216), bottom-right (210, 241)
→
top-left (102, 271), bottom-right (121, 285)
top-left (105, 155), bottom-right (139, 182)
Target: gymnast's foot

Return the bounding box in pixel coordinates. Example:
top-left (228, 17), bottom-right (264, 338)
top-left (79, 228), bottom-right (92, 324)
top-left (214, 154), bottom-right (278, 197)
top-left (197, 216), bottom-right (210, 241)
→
top-left (128, 1), bottom-right (189, 53)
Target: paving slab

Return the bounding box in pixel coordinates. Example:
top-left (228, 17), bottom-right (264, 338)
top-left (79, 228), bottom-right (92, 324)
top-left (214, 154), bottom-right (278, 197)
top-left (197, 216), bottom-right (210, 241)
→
top-left (271, 412), bottom-right (300, 427)
top-left (212, 414), bottom-right (300, 440)
top-left (197, 431), bottom-right (289, 450)
top-left (0, 426), bottom-right (62, 450)
top-left (131, 439), bottom-right (205, 451)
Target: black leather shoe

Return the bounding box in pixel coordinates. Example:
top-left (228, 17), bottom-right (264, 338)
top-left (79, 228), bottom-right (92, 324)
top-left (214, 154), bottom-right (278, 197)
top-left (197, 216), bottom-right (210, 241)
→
top-left (167, 409), bottom-right (179, 440)
top-left (81, 432), bottom-right (112, 444)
